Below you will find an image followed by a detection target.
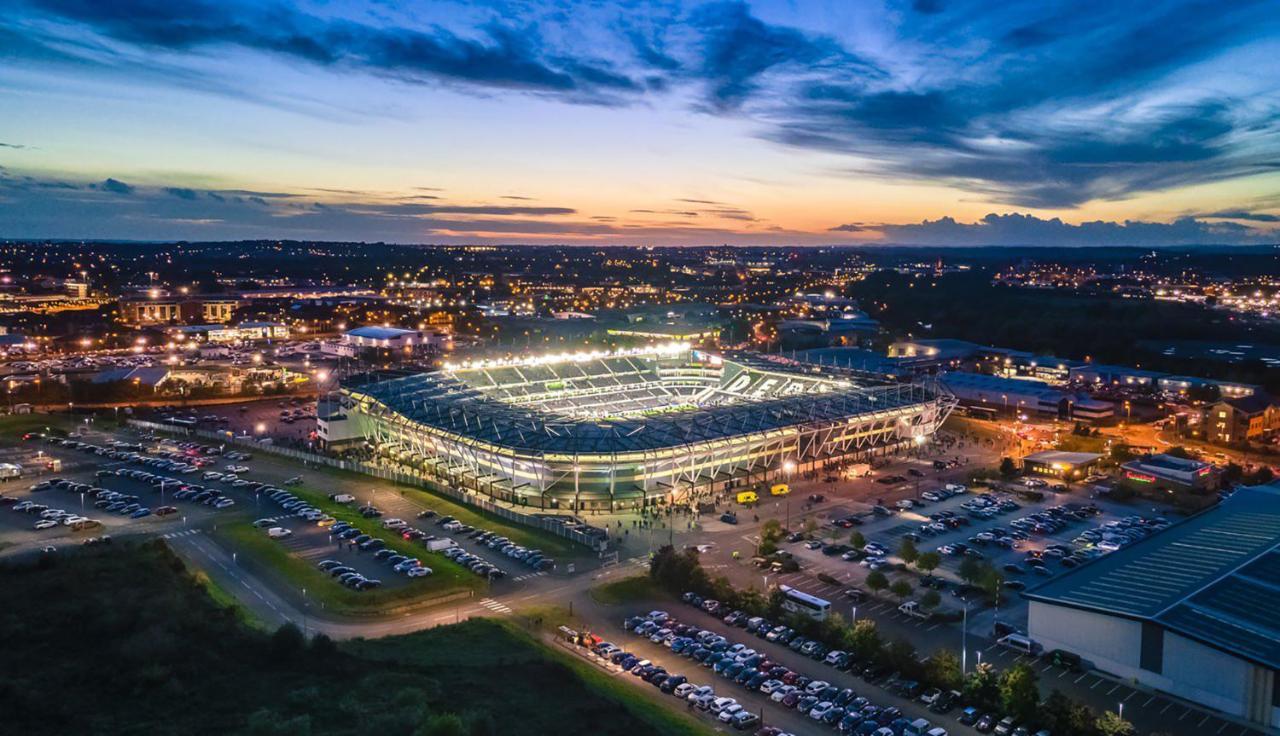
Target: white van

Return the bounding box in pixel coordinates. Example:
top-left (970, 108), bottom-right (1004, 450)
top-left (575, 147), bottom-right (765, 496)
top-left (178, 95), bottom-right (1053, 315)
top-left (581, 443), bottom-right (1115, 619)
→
top-left (998, 633), bottom-right (1041, 655)
top-left (329, 493), bottom-right (355, 504)
top-left (267, 527), bottom-right (293, 539)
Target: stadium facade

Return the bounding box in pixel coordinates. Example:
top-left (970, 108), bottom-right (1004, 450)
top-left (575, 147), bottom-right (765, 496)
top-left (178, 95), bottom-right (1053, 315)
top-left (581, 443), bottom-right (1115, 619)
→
top-left (326, 345), bottom-right (955, 510)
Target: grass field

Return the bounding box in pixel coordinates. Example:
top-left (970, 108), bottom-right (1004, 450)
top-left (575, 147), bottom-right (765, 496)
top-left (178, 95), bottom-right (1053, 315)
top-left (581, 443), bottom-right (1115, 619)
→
top-left (0, 541), bottom-right (712, 736)
top-left (590, 574), bottom-right (660, 605)
top-left (302, 464), bottom-right (580, 557)
top-left (216, 524), bottom-right (478, 615)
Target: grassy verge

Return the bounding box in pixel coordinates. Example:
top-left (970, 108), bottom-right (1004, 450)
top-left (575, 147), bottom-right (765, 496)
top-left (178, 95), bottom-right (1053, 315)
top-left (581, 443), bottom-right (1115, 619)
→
top-left (0, 540), bottom-right (712, 736)
top-left (301, 464), bottom-right (579, 557)
top-left (350, 618), bottom-right (713, 736)
top-left (590, 574), bottom-right (660, 605)
top-left (190, 567), bottom-right (263, 629)
top-left (216, 524), bottom-right (477, 615)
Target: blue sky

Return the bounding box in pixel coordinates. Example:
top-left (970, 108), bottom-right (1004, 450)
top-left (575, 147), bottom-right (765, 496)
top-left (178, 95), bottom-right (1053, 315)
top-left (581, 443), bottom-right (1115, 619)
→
top-left (1, 0), bottom-right (1279, 245)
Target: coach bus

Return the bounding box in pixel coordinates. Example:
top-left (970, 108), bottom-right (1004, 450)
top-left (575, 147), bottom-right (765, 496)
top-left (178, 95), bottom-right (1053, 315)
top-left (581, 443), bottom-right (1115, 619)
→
top-left (779, 585), bottom-right (831, 621)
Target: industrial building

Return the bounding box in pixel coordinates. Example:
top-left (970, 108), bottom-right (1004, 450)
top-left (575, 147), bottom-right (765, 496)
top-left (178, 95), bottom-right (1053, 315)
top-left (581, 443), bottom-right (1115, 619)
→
top-left (1025, 484), bottom-right (1280, 729)
top-left (938, 372), bottom-right (1114, 422)
top-left (322, 345), bottom-right (955, 510)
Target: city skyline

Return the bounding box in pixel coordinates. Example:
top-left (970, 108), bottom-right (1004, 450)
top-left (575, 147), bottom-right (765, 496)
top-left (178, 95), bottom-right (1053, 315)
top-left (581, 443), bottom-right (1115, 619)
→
top-left (2, 0), bottom-right (1280, 245)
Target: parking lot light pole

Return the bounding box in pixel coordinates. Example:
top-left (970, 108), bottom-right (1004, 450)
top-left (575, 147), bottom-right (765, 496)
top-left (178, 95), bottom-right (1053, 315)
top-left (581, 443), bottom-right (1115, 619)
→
top-left (961, 603), bottom-right (968, 674)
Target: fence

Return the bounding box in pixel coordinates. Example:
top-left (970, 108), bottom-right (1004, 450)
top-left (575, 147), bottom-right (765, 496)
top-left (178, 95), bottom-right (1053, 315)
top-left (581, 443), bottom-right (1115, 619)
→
top-left (126, 419), bottom-right (608, 551)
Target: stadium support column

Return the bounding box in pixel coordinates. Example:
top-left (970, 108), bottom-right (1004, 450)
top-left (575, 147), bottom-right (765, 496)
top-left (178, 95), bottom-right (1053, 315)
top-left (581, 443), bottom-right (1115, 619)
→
top-left (573, 456), bottom-right (581, 513)
top-left (608, 452), bottom-right (616, 512)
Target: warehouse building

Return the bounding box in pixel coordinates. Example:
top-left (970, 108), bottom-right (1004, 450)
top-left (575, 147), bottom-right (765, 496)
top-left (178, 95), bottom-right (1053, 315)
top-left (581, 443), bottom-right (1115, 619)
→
top-left (1025, 484), bottom-right (1280, 730)
top-left (1120, 453), bottom-right (1220, 495)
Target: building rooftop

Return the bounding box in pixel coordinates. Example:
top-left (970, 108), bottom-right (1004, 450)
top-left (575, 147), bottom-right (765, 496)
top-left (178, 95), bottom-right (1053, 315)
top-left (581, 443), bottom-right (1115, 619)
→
top-left (1025, 484), bottom-right (1280, 670)
top-left (1022, 450), bottom-right (1103, 466)
top-left (1125, 453), bottom-right (1211, 473)
top-left (346, 326), bottom-right (418, 340)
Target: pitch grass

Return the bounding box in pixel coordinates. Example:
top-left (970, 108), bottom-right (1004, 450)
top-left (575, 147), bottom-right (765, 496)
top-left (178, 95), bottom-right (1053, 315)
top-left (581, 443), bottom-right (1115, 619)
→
top-left (0, 540), bottom-right (713, 736)
top-left (590, 574), bottom-right (661, 605)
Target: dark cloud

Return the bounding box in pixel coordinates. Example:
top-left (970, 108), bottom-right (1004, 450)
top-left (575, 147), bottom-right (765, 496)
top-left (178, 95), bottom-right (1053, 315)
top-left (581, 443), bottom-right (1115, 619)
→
top-left (23, 0), bottom-right (642, 102)
top-left (719, 0), bottom-right (1280, 207)
top-left (689, 1), bottom-right (879, 109)
top-left (100, 178), bottom-right (134, 195)
top-left (829, 223), bottom-right (869, 232)
top-left (165, 187), bottom-right (198, 200)
top-left (1200, 210), bottom-right (1280, 223)
top-left (875, 212), bottom-right (1274, 246)
top-left (0, 142), bottom-right (27, 149)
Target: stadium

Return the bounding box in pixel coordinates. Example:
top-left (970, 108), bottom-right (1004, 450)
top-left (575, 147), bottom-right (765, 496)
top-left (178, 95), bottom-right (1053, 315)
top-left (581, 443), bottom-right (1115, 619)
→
top-left (332, 345), bottom-right (956, 510)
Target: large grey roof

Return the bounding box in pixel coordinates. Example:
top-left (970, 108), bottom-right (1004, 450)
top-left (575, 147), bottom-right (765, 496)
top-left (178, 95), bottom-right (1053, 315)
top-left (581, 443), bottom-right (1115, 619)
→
top-left (342, 362), bottom-right (942, 455)
top-left (1024, 484), bottom-right (1280, 670)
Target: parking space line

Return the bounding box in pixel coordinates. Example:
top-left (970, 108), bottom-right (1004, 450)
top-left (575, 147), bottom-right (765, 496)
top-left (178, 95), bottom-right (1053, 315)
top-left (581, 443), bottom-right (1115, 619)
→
top-left (1159, 702), bottom-right (1173, 715)
top-left (1142, 696), bottom-right (1157, 707)
top-left (1073, 673), bottom-right (1089, 684)
top-left (1089, 678), bottom-right (1103, 690)
top-left (1215, 721), bottom-right (1229, 734)
top-left (1105, 683), bottom-right (1120, 695)
top-left (1121, 690), bottom-right (1136, 703)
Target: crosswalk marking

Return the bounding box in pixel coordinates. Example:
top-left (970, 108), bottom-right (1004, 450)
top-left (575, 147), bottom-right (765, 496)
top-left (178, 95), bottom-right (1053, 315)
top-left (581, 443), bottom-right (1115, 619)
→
top-left (513, 571), bottom-right (546, 582)
top-left (479, 597), bottom-right (512, 614)
top-left (161, 529), bottom-right (202, 539)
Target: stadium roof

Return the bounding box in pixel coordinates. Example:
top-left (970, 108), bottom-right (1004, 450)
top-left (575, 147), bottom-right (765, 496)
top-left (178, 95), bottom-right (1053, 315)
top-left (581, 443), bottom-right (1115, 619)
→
top-left (1024, 484), bottom-right (1280, 669)
top-left (342, 359), bottom-right (942, 455)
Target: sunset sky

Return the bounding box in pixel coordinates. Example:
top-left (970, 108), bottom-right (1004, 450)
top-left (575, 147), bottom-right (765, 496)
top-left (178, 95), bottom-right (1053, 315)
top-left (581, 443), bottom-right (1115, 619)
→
top-left (2, 0), bottom-right (1279, 245)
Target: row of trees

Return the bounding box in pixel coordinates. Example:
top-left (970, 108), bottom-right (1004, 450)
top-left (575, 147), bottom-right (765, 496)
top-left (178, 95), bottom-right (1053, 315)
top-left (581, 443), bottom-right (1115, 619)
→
top-left (648, 545), bottom-right (1136, 735)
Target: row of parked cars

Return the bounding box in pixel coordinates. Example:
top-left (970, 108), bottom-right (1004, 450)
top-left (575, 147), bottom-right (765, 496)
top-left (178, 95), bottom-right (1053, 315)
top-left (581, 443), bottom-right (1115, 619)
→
top-left (112, 468), bottom-right (236, 510)
top-left (433, 514), bottom-right (555, 572)
top-left (611, 606), bottom-right (964, 736)
top-left (10, 497), bottom-right (102, 530)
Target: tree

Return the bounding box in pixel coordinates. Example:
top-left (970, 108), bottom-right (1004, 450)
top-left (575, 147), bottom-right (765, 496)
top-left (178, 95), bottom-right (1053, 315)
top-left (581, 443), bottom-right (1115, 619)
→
top-left (978, 564), bottom-right (1005, 605)
top-left (1042, 690), bottom-right (1097, 736)
top-left (866, 570), bottom-right (889, 594)
top-left (963, 662), bottom-right (1000, 712)
top-left (916, 551), bottom-right (941, 575)
top-left (418, 714), bottom-right (466, 736)
top-left (884, 638), bottom-right (920, 678)
top-left (890, 580), bottom-right (913, 601)
top-left (999, 661), bottom-right (1040, 724)
top-left (920, 589), bottom-right (941, 610)
top-left (999, 457), bottom-right (1018, 478)
top-left (803, 518), bottom-right (818, 536)
top-left (849, 530), bottom-right (866, 550)
top-left (1095, 710), bottom-right (1136, 736)
top-left (958, 556), bottom-right (984, 586)
top-left (270, 622), bottom-right (305, 660)
top-left (847, 619), bottom-right (882, 661)
top-left (925, 650), bottom-right (963, 691)
top-left (898, 537), bottom-right (919, 567)
top-left (1164, 445), bottom-right (1191, 459)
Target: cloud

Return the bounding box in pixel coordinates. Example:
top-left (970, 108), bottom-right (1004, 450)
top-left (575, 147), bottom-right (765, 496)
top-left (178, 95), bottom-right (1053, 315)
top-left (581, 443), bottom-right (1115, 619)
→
top-left (705, 1), bottom-right (1280, 207)
top-left (829, 222), bottom-right (869, 232)
top-left (689, 1), bottom-right (879, 109)
top-left (20, 0), bottom-right (644, 103)
top-left (873, 212), bottom-right (1276, 246)
top-left (1200, 209), bottom-right (1280, 223)
top-left (100, 177), bottom-right (133, 195)
top-left (0, 142), bottom-right (28, 149)
top-left (165, 187), bottom-right (198, 200)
